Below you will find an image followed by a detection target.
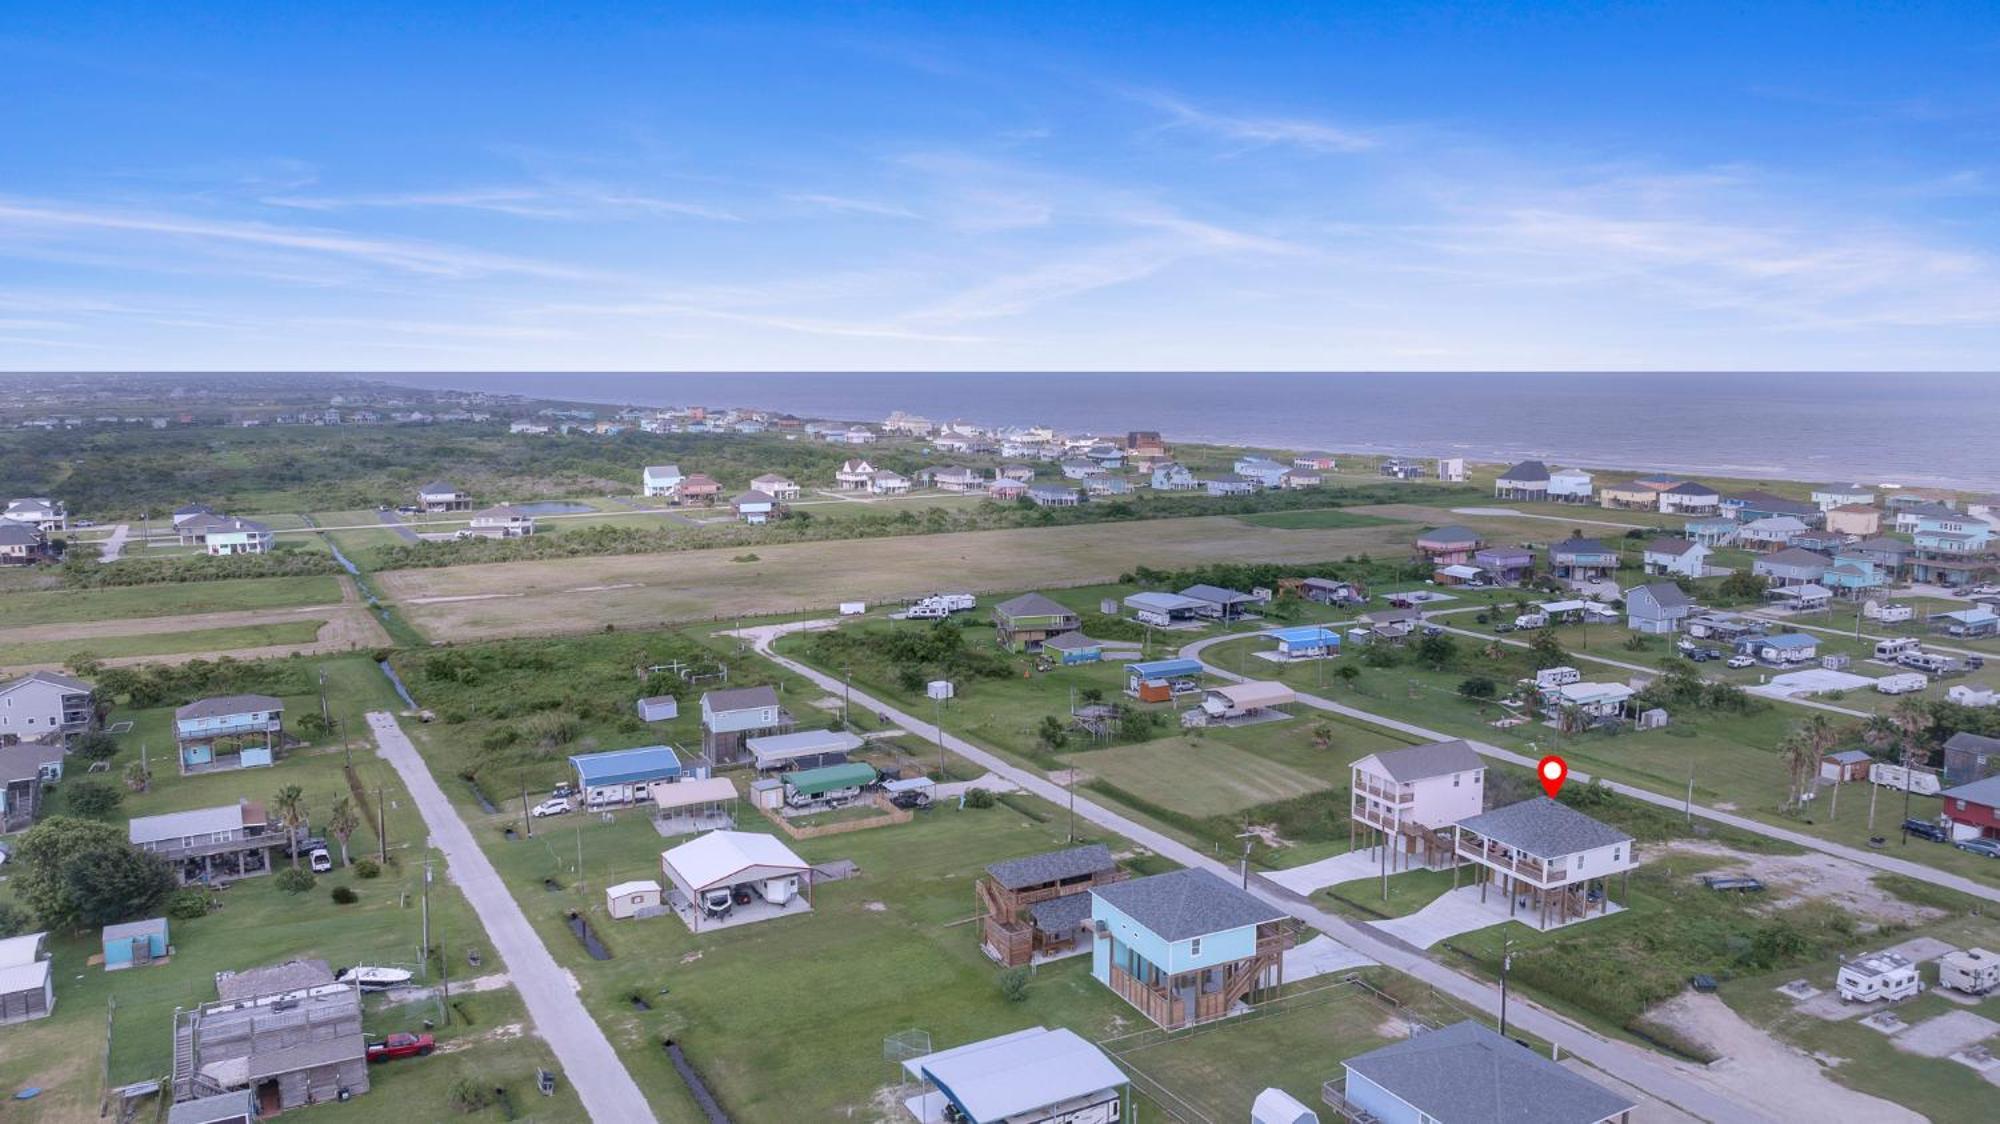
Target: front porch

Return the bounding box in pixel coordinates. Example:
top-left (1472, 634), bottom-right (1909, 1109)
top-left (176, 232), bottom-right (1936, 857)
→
top-left (1103, 924), bottom-right (1292, 1030)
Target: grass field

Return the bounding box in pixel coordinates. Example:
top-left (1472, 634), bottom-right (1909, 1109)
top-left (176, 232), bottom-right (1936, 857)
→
top-left (0, 574), bottom-right (344, 627)
top-left (0, 619), bottom-right (329, 667)
top-left (376, 514), bottom-right (1431, 642)
top-left (1233, 508), bottom-right (1406, 530)
top-left (1081, 734), bottom-right (1334, 816)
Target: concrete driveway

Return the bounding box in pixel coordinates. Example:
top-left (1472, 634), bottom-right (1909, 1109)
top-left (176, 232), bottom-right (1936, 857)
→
top-left (1370, 885), bottom-right (1517, 949)
top-left (1263, 849), bottom-right (1381, 895)
top-left (376, 510), bottom-right (419, 541)
top-left (368, 712), bottom-right (655, 1122)
top-left (96, 523), bottom-right (130, 562)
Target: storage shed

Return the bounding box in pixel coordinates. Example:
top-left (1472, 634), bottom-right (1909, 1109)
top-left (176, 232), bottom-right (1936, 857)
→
top-left (636, 695), bottom-right (679, 723)
top-left (102, 917), bottom-right (169, 971)
top-left (1040, 631), bottom-right (1103, 665)
top-left (0, 931), bottom-right (53, 1024)
top-left (1821, 749), bottom-right (1873, 784)
top-left (568, 745), bottom-right (683, 809)
top-left (605, 880), bottom-right (663, 920)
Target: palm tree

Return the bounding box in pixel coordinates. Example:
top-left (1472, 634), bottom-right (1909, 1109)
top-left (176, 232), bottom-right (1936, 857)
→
top-left (1857, 713), bottom-right (1897, 759)
top-left (270, 784), bottom-right (308, 868)
top-left (122, 759), bottom-right (151, 794)
top-left (1888, 697), bottom-right (1936, 767)
top-left (1780, 715), bottom-right (1841, 812)
top-left (326, 796), bottom-right (360, 868)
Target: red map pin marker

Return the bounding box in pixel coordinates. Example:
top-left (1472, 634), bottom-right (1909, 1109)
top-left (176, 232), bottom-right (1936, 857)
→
top-left (1537, 754), bottom-right (1569, 799)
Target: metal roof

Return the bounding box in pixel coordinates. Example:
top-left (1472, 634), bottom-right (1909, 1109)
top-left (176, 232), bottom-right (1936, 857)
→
top-left (1942, 772), bottom-right (2000, 807)
top-left (1456, 798), bottom-right (1631, 860)
top-left (1343, 1020), bottom-right (1635, 1124)
top-left (1091, 868), bottom-right (1285, 942)
top-left (1417, 525), bottom-right (1481, 544)
top-left (985, 844), bottom-right (1116, 891)
top-left (1498, 460), bottom-right (1550, 482)
top-left (568, 744), bottom-right (682, 786)
top-left (702, 685), bottom-right (782, 713)
top-left (1359, 740), bottom-right (1483, 783)
top-left (1124, 591), bottom-right (1206, 611)
top-left (649, 777), bottom-right (739, 811)
top-left (174, 694), bottom-right (282, 721)
top-left (903, 1027), bottom-right (1127, 1124)
top-left (1179, 584), bottom-right (1256, 604)
top-left (746, 729), bottom-right (864, 767)
top-left (128, 803), bottom-right (251, 846)
top-left (1126, 658), bottom-right (1204, 679)
top-left (782, 761), bottom-right (877, 796)
top-left (661, 829), bottom-right (809, 892)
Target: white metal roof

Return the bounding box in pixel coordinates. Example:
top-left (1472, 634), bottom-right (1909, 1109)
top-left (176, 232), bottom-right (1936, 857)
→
top-left (902, 1027), bottom-right (1126, 1122)
top-left (0, 958), bottom-right (49, 996)
top-left (0, 931), bottom-right (46, 968)
top-left (128, 803), bottom-right (245, 845)
top-left (1212, 681), bottom-right (1295, 709)
top-left (660, 829), bottom-right (807, 892)
top-left (605, 880), bottom-right (661, 898)
top-left (746, 729), bottom-right (865, 767)
top-left (649, 776), bottom-right (740, 812)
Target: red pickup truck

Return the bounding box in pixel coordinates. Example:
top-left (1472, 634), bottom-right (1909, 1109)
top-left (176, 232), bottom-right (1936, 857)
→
top-left (366, 1033), bottom-right (435, 1062)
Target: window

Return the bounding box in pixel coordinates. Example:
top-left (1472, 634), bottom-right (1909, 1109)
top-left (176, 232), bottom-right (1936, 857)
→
top-left (1453, 774), bottom-right (1461, 787)
top-left (1189, 937), bottom-right (1202, 957)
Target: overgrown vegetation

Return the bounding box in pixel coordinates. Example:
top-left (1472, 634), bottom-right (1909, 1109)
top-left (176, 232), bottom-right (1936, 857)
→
top-left (59, 547), bottom-right (342, 588)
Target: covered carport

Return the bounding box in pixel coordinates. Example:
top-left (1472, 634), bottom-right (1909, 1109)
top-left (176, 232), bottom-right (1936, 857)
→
top-left (659, 830), bottom-right (813, 932)
top-left (650, 776), bottom-right (740, 838)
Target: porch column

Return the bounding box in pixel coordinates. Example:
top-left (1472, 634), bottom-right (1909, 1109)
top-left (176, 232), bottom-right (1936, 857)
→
top-left (1507, 873), bottom-right (1517, 917)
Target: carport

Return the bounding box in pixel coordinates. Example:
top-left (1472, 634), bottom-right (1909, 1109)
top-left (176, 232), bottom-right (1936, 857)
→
top-left (659, 830), bottom-right (813, 933)
top-left (650, 776), bottom-right (740, 838)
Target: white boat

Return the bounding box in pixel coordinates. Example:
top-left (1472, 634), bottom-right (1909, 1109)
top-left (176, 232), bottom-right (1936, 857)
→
top-left (338, 965), bottom-right (413, 990)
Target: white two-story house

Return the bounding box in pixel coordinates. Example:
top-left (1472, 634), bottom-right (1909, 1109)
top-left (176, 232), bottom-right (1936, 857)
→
top-left (1454, 798), bottom-right (1636, 930)
top-left (642, 465), bottom-right (683, 497)
top-left (1349, 740), bottom-right (1485, 870)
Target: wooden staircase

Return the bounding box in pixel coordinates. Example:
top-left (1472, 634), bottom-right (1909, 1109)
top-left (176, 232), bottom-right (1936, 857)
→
top-left (170, 1021), bottom-right (195, 1101)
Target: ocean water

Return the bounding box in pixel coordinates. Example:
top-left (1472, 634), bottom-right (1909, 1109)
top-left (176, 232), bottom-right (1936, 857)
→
top-left (379, 371), bottom-right (2000, 490)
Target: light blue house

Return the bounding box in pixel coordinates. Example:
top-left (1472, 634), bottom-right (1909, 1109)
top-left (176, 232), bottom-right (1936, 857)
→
top-left (1549, 537), bottom-right (1620, 582)
top-left (1150, 463), bottom-right (1198, 491)
top-left (1089, 868), bottom-right (1291, 1029)
top-left (173, 694), bottom-right (284, 775)
top-left (1911, 514), bottom-right (1996, 589)
top-left (1270, 626), bottom-right (1340, 659)
top-left (1232, 457), bottom-right (1290, 488)
top-left (1333, 1019), bottom-right (1636, 1124)
top-left (1624, 582), bottom-right (1693, 635)
top-left (1824, 555), bottom-right (1890, 596)
top-left (569, 745), bottom-right (683, 808)
top-left (101, 917), bottom-right (169, 971)
top-left (1041, 632), bottom-right (1103, 665)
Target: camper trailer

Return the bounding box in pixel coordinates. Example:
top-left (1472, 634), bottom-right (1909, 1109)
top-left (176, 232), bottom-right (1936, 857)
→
top-left (1875, 673), bottom-right (1929, 696)
top-left (1939, 948), bottom-right (2000, 996)
top-left (1874, 637), bottom-right (1922, 661)
top-left (1533, 666), bottom-right (1582, 689)
top-left (1837, 951), bottom-right (1923, 1003)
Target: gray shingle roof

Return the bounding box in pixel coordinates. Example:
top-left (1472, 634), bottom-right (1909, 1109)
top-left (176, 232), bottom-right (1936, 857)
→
top-left (0, 524), bottom-right (40, 546)
top-left (1029, 891), bottom-right (1095, 933)
top-left (1498, 460), bottom-right (1549, 482)
top-left (996, 593), bottom-right (1074, 620)
top-left (987, 844), bottom-right (1117, 890)
top-left (702, 685), bottom-right (781, 713)
top-left (1942, 773), bottom-right (2000, 807)
top-left (174, 694), bottom-right (283, 721)
top-left (1419, 525), bottom-right (1482, 544)
top-left (1552, 537), bottom-right (1610, 555)
top-left (1364, 740), bottom-right (1483, 783)
top-left (1644, 538), bottom-right (1698, 556)
top-left (1456, 798), bottom-right (1631, 859)
top-left (1630, 582), bottom-right (1692, 610)
top-left (1091, 868), bottom-right (1285, 941)
top-left (1946, 731), bottom-right (2000, 755)
top-left (1041, 631), bottom-right (1100, 652)
top-left (1759, 547), bottom-right (1832, 569)
top-left (1343, 1020), bottom-right (1636, 1124)
top-left (215, 957), bottom-right (334, 1001)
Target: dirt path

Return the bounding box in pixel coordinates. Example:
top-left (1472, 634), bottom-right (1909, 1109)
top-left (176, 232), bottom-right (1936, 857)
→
top-left (1644, 993), bottom-right (1924, 1123)
top-left (0, 603), bottom-right (347, 646)
top-left (1654, 841), bottom-right (1943, 929)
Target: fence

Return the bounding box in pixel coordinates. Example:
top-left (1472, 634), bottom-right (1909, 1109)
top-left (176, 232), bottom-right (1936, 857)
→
top-left (758, 795), bottom-right (910, 839)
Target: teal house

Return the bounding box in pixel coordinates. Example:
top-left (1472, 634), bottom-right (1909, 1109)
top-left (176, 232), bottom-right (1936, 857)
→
top-left (174, 694), bottom-right (284, 775)
top-left (1041, 632), bottom-right (1103, 665)
top-left (101, 917), bottom-right (169, 971)
top-left (1089, 868), bottom-right (1291, 1029)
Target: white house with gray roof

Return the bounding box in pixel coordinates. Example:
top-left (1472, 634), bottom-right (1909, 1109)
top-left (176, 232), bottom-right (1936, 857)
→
top-left (1624, 581), bottom-right (1694, 634)
top-left (1330, 1019), bottom-right (1635, 1124)
top-left (1453, 797), bottom-right (1635, 930)
top-left (642, 464), bottom-right (683, 496)
top-left (1090, 868), bottom-right (1292, 1029)
top-left (415, 480), bottom-right (469, 512)
top-left (1640, 537), bottom-right (1708, 578)
top-left (1494, 460), bottom-right (1550, 501)
top-left (0, 670), bottom-right (95, 741)
top-left (1350, 740), bottom-right (1485, 869)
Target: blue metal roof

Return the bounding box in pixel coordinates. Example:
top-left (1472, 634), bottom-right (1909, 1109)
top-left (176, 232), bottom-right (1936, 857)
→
top-left (1764, 633), bottom-right (1818, 649)
top-left (1271, 626), bottom-right (1340, 644)
top-left (1126, 658), bottom-right (1203, 679)
top-left (569, 745), bottom-right (682, 786)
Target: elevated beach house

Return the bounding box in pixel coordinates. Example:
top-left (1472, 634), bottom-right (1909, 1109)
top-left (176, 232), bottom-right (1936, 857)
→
top-left (1641, 538), bottom-right (1707, 578)
top-left (642, 464), bottom-right (683, 496)
top-left (1548, 466), bottom-right (1595, 504)
top-left (0, 670), bottom-right (95, 741)
top-left (1824, 504), bottom-right (1882, 537)
top-left (749, 473), bottom-right (800, 501)
top-left (175, 694), bottom-right (285, 774)
top-left (1, 741), bottom-right (67, 834)
top-left (1350, 739), bottom-right (1485, 869)
top-left (1453, 797), bottom-right (1636, 929)
top-left (1549, 537), bottom-right (1619, 582)
top-left (1625, 582), bottom-right (1694, 634)
top-left (675, 473), bottom-right (723, 506)
top-left (131, 800), bottom-right (302, 885)
top-left (1028, 483), bottom-right (1083, 507)
top-left (1090, 868), bottom-right (1292, 1029)
top-left (1597, 480), bottom-right (1659, 511)
top-left (1472, 546), bottom-right (1534, 586)
top-left (1414, 525), bottom-right (1483, 567)
top-left (1657, 480), bottom-right (1721, 516)
top-left (993, 593), bottom-right (1081, 652)
top-left (1149, 463), bottom-right (1198, 491)
top-left (1911, 513), bottom-right (1997, 589)
top-left (0, 523), bottom-right (51, 566)
top-left (1328, 1020), bottom-right (1636, 1124)
top-left (1752, 547), bottom-right (1832, 587)
top-left (978, 844), bottom-right (1127, 967)
top-left (1494, 460), bottom-right (1550, 501)
top-left (416, 480), bottom-right (470, 512)
top-left (699, 686), bottom-right (795, 767)
top-left (731, 490), bottom-right (778, 525)
top-left (203, 518), bottom-right (274, 556)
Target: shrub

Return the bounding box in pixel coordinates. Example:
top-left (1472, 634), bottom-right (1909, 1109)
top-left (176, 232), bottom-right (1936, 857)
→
top-left (352, 858), bottom-right (382, 879)
top-left (63, 779), bottom-right (124, 817)
top-left (963, 788), bottom-right (997, 809)
top-left (1457, 677), bottom-right (1497, 701)
top-left (447, 1079), bottom-right (492, 1114)
top-left (274, 867), bottom-right (317, 894)
top-left (72, 730), bottom-right (121, 762)
top-left (0, 901), bottom-right (33, 938)
top-left (996, 967), bottom-right (1030, 1002)
top-left (166, 888), bottom-right (213, 920)
top-left (330, 885), bottom-right (359, 905)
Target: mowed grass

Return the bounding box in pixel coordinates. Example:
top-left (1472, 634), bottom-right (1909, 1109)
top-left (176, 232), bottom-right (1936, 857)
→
top-left (0, 574), bottom-right (343, 626)
top-left (0, 619), bottom-right (328, 667)
top-left (1234, 508), bottom-right (1405, 530)
top-left (377, 514), bottom-right (1424, 641)
top-left (1081, 735), bottom-right (1332, 816)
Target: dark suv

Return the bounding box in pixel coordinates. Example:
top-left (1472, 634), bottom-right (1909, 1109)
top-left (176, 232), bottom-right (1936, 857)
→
top-left (1902, 818), bottom-right (1950, 843)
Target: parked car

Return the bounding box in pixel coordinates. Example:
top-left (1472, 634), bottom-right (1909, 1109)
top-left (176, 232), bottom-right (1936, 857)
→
top-left (308, 847), bottom-right (333, 874)
top-left (1701, 874), bottom-right (1765, 893)
top-left (1493, 623), bottom-right (1517, 634)
top-left (1725, 655), bottom-right (1754, 669)
top-left (531, 797), bottom-right (573, 818)
top-left (1955, 838), bottom-right (2000, 859)
top-left (1421, 625), bottom-right (1444, 637)
top-left (889, 789), bottom-right (932, 810)
top-left (366, 1033), bottom-right (435, 1062)
top-left (1903, 818), bottom-right (1950, 843)
top-left (550, 782), bottom-right (575, 800)
top-left (73, 519), bottom-right (95, 528)
top-left (1686, 649), bottom-right (1715, 663)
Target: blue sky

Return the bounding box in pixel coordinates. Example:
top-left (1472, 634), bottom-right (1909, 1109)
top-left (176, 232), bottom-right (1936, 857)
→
top-left (3, 2), bottom-right (1999, 370)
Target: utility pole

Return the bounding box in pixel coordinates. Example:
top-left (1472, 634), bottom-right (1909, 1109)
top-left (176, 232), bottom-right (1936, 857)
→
top-left (841, 665), bottom-right (852, 727)
top-left (420, 854), bottom-right (432, 978)
top-left (1685, 765), bottom-right (1696, 829)
top-left (933, 691), bottom-right (946, 781)
top-left (521, 781), bottom-right (532, 838)
top-left (377, 784), bottom-right (387, 863)
top-left (1869, 775), bottom-right (1880, 832)
top-left (1499, 937), bottom-right (1515, 1039)
top-left (1901, 747), bottom-right (1915, 844)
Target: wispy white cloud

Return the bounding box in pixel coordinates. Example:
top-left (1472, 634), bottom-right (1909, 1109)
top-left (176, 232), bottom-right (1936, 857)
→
top-left (1136, 90), bottom-right (1378, 154)
top-left (262, 182), bottom-right (740, 222)
top-left (784, 193), bottom-right (922, 219)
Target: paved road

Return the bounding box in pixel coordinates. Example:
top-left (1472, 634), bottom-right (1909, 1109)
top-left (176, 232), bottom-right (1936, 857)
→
top-left (737, 622), bottom-right (1766, 1124)
top-left (376, 510), bottom-right (420, 542)
top-left (367, 712), bottom-right (656, 1123)
top-left (1181, 628), bottom-right (2000, 909)
top-left (96, 522), bottom-right (130, 562)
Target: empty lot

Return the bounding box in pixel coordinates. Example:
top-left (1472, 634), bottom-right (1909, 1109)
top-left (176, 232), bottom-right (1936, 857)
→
top-left (376, 515), bottom-right (1422, 641)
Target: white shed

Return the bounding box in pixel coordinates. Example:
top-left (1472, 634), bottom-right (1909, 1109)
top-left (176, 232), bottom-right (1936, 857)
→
top-left (1252, 1087), bottom-right (1319, 1124)
top-left (605, 880), bottom-right (663, 920)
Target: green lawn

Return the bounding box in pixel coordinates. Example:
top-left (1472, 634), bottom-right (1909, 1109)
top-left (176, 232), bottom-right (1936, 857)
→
top-left (0, 574), bottom-right (344, 626)
top-left (1081, 734), bottom-right (1333, 817)
top-left (1322, 867), bottom-right (1461, 919)
top-left (0, 619), bottom-right (328, 666)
